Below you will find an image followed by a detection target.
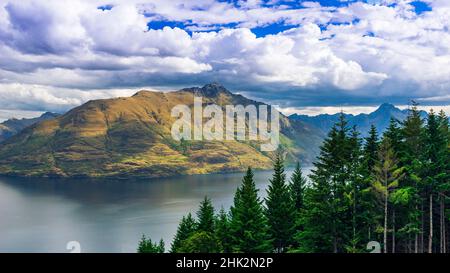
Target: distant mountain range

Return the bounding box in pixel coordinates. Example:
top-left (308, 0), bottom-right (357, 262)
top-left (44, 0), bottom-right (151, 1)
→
top-left (0, 84), bottom-right (431, 179)
top-left (290, 103), bottom-right (428, 137)
top-left (0, 112), bottom-right (60, 142)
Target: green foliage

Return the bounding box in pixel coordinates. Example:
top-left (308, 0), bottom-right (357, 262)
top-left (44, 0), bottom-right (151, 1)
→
top-left (141, 106), bottom-right (450, 253)
top-left (170, 213), bottom-right (197, 253)
top-left (137, 235), bottom-right (165, 253)
top-left (215, 207), bottom-right (233, 253)
top-left (265, 154), bottom-right (296, 252)
top-left (289, 161), bottom-right (307, 211)
top-left (364, 124), bottom-right (379, 173)
top-left (230, 167), bottom-right (271, 253)
top-left (197, 196), bottom-right (215, 233)
top-left (177, 231), bottom-right (222, 253)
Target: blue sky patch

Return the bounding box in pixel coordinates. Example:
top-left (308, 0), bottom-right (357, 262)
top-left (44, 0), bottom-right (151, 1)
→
top-left (410, 1), bottom-right (432, 15)
top-left (251, 22), bottom-right (297, 37)
top-left (97, 5), bottom-right (113, 11)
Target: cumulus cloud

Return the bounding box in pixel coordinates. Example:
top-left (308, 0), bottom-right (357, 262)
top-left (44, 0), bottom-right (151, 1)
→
top-left (0, 0), bottom-right (449, 116)
top-left (0, 83), bottom-right (139, 112)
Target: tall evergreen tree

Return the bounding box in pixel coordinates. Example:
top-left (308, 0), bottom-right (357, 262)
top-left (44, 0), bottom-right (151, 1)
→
top-left (299, 114), bottom-right (353, 253)
top-left (296, 166), bottom-right (334, 252)
top-left (423, 110), bottom-right (450, 253)
top-left (384, 118), bottom-right (402, 155)
top-left (372, 138), bottom-right (405, 253)
top-left (265, 155), bottom-right (296, 252)
top-left (401, 102), bottom-right (425, 252)
top-left (346, 127), bottom-right (367, 252)
top-left (437, 110), bottom-right (450, 253)
top-left (230, 167), bottom-right (271, 253)
top-left (197, 196), bottom-right (215, 233)
top-left (364, 124), bottom-right (379, 173)
top-left (215, 207), bottom-right (232, 253)
top-left (171, 213), bottom-right (197, 253)
top-left (290, 161), bottom-right (307, 211)
top-left (289, 162), bottom-right (307, 249)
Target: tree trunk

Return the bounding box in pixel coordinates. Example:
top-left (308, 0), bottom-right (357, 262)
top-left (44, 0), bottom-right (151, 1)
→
top-left (444, 200), bottom-right (446, 253)
top-left (392, 208), bottom-right (396, 253)
top-left (384, 193), bottom-right (388, 254)
top-left (429, 194), bottom-right (433, 253)
top-left (415, 233), bottom-right (418, 253)
top-left (421, 201), bottom-right (424, 253)
top-left (440, 195), bottom-right (444, 253)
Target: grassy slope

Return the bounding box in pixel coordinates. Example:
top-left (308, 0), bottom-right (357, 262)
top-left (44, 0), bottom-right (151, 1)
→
top-left (0, 85), bottom-right (324, 178)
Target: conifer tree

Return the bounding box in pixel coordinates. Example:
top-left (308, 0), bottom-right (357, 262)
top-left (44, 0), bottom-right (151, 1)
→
top-left (296, 170), bottom-right (334, 252)
top-left (137, 235), bottom-right (165, 253)
top-left (347, 127), bottom-right (366, 252)
top-left (299, 115), bottom-right (353, 253)
top-left (364, 124), bottom-right (379, 173)
top-left (215, 207), bottom-right (232, 253)
top-left (171, 213), bottom-right (197, 253)
top-left (265, 154), bottom-right (296, 252)
top-left (401, 102), bottom-right (425, 252)
top-left (423, 110), bottom-right (450, 253)
top-left (290, 162), bottom-right (307, 211)
top-left (372, 138), bottom-right (405, 253)
top-left (289, 162), bottom-right (307, 249)
top-left (197, 196), bottom-right (215, 233)
top-left (177, 231), bottom-right (222, 253)
top-left (230, 167), bottom-right (271, 253)
top-left (437, 110), bottom-right (450, 252)
top-left (384, 118), bottom-right (402, 155)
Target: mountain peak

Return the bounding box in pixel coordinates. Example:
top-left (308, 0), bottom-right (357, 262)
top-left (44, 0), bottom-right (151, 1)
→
top-left (179, 83), bottom-right (232, 98)
top-left (200, 82), bottom-right (231, 97)
top-left (40, 112), bottom-right (59, 119)
top-left (377, 103), bottom-right (397, 112)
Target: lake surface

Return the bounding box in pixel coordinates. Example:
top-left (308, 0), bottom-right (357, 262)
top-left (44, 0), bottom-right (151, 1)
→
top-left (0, 168), bottom-right (311, 253)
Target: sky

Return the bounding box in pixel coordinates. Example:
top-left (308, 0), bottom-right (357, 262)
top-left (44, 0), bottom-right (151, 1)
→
top-left (0, 0), bottom-right (449, 119)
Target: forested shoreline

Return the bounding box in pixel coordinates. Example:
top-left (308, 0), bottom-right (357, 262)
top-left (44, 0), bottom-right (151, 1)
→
top-left (139, 104), bottom-right (450, 253)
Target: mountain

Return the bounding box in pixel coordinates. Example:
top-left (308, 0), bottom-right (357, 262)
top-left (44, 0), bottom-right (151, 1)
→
top-left (0, 112), bottom-right (60, 142)
top-left (290, 103), bottom-right (428, 137)
top-left (0, 83), bottom-right (323, 178)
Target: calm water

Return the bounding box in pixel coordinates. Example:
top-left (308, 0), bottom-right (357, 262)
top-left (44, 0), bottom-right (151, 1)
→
top-left (0, 168), bottom-right (310, 253)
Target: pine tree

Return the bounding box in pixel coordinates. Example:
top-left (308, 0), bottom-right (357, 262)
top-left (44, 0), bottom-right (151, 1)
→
top-left (401, 102), bottom-right (425, 252)
top-left (230, 167), bottom-right (271, 253)
top-left (298, 115), bottom-right (353, 253)
top-left (437, 110), bottom-right (450, 253)
top-left (171, 213), bottom-right (197, 253)
top-left (265, 154), bottom-right (296, 252)
top-left (346, 127), bottom-right (367, 252)
top-left (290, 161), bottom-right (307, 211)
top-left (384, 118), bottom-right (402, 155)
top-left (296, 170), bottom-right (334, 252)
top-left (372, 138), bottom-right (405, 253)
top-left (137, 235), bottom-right (165, 253)
top-left (215, 207), bottom-right (232, 253)
top-left (197, 196), bottom-right (215, 233)
top-left (364, 124), bottom-right (379, 173)
top-left (422, 110), bottom-right (450, 253)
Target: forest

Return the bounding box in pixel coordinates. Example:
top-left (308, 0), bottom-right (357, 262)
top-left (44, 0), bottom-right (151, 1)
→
top-left (138, 104), bottom-right (450, 253)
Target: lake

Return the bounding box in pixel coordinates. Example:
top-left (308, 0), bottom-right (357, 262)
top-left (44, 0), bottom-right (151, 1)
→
top-left (0, 168), bottom-right (311, 253)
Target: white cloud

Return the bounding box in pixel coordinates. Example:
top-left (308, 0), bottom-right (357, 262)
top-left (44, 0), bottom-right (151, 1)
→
top-left (0, 109), bottom-right (44, 122)
top-left (0, 83), bottom-right (139, 112)
top-left (279, 105), bottom-right (379, 116)
top-left (0, 0), bottom-right (448, 114)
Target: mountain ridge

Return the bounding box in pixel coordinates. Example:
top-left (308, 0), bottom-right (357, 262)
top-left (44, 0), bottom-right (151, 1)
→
top-left (289, 103), bottom-right (428, 137)
top-left (0, 84), bottom-right (323, 178)
top-left (0, 112), bottom-right (60, 142)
